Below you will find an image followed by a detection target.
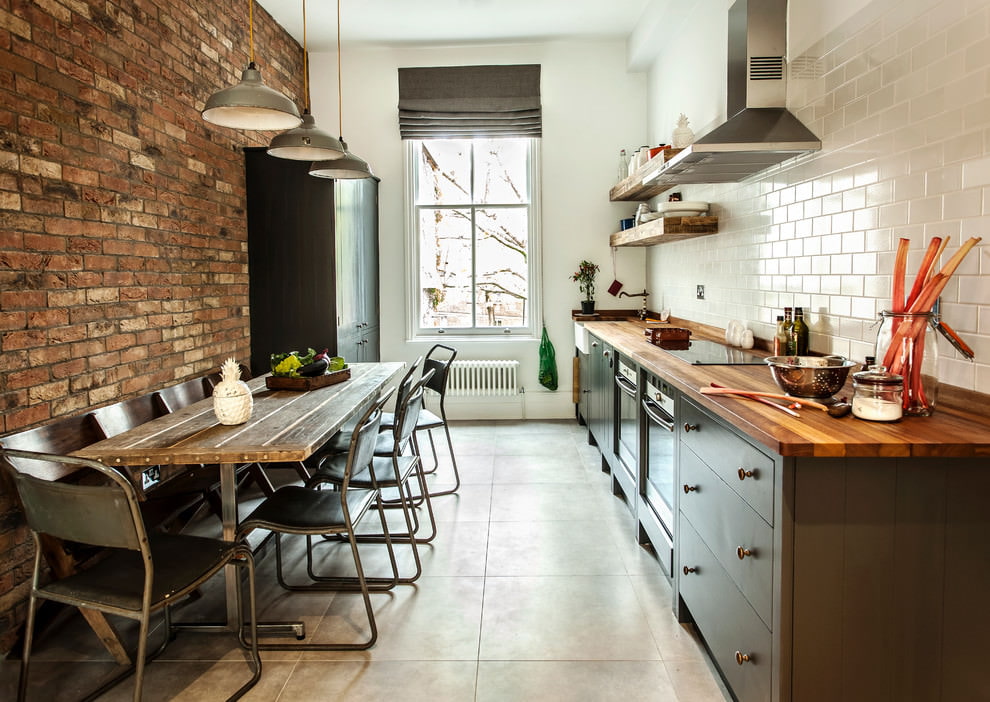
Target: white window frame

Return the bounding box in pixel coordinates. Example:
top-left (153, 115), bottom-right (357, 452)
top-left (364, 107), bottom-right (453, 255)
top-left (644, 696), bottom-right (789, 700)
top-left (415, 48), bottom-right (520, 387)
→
top-left (404, 138), bottom-right (542, 341)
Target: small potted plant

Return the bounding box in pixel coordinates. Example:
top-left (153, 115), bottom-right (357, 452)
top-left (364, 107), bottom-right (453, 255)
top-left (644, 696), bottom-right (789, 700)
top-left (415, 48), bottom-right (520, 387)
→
top-left (571, 260), bottom-right (600, 315)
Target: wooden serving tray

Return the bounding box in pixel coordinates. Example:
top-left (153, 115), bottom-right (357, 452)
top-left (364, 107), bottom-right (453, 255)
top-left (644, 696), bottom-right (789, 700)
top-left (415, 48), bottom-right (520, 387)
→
top-left (265, 367), bottom-right (351, 391)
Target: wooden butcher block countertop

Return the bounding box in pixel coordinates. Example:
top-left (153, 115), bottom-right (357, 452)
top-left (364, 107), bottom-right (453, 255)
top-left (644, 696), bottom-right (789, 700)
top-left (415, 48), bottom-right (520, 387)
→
top-left (580, 319), bottom-right (990, 458)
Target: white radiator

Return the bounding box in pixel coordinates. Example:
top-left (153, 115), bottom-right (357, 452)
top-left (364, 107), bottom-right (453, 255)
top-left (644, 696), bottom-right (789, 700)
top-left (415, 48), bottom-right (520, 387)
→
top-left (448, 360), bottom-right (520, 397)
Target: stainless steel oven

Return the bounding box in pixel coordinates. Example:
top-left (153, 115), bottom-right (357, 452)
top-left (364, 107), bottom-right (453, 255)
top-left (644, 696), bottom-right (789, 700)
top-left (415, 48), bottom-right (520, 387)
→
top-left (613, 356), bottom-right (639, 504)
top-left (639, 371), bottom-right (677, 576)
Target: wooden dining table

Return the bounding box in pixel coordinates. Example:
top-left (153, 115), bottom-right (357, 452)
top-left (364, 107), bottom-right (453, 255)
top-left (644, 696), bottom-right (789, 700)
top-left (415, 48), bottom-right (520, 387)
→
top-left (74, 361), bottom-right (404, 634)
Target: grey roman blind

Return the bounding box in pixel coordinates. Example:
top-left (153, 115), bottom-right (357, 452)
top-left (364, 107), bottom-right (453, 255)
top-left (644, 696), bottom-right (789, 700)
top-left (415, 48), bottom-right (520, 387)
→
top-left (397, 64), bottom-right (542, 139)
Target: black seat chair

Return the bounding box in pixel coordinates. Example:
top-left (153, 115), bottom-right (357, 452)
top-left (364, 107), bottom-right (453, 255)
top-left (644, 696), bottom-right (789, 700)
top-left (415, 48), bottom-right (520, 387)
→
top-left (235, 391), bottom-right (396, 651)
top-left (309, 368), bottom-right (437, 585)
top-left (1, 448), bottom-right (261, 702)
top-left (382, 344), bottom-right (460, 497)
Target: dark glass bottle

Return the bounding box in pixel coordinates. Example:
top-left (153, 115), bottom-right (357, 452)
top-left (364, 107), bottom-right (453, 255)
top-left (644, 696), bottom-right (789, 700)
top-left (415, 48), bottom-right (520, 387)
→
top-left (773, 315), bottom-right (787, 355)
top-left (783, 307), bottom-right (794, 355)
top-left (792, 307), bottom-right (809, 355)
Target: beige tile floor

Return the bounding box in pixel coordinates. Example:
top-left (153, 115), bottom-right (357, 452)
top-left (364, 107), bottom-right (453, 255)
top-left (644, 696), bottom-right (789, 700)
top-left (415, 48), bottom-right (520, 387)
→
top-left (0, 420), bottom-right (731, 701)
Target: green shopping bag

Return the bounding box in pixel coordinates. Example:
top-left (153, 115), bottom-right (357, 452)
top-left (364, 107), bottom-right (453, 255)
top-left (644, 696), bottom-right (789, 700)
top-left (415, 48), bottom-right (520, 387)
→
top-left (538, 324), bottom-right (558, 391)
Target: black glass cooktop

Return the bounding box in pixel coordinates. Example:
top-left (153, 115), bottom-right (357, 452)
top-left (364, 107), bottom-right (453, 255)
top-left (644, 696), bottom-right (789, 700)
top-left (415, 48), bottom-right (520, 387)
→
top-left (657, 339), bottom-right (766, 365)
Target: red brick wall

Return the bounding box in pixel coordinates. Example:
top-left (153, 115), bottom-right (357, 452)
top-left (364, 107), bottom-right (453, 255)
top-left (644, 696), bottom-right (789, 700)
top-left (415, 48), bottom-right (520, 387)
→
top-left (0, 0), bottom-right (303, 653)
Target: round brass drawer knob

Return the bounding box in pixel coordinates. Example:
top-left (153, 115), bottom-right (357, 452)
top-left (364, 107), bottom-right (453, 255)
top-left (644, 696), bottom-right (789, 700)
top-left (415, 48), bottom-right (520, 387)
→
top-left (735, 651), bottom-right (753, 665)
top-left (683, 423), bottom-right (699, 432)
top-left (683, 484), bottom-right (698, 493)
top-left (683, 566), bottom-right (697, 575)
top-left (736, 546), bottom-right (753, 560)
top-left (737, 468), bottom-right (755, 481)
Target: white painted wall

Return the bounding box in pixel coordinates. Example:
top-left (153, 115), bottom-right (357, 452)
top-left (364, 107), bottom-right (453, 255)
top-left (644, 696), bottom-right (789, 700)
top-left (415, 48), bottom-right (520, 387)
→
top-left (636, 0), bottom-right (990, 395)
top-left (308, 40), bottom-right (647, 417)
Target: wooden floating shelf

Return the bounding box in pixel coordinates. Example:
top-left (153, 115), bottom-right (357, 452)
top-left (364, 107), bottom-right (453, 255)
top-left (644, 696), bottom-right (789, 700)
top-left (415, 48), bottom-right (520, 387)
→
top-left (609, 148), bottom-right (684, 202)
top-left (609, 216), bottom-right (718, 247)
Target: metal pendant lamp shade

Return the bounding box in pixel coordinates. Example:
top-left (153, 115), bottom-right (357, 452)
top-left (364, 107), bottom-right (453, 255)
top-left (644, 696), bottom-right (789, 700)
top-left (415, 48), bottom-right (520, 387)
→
top-left (203, 64), bottom-right (302, 130)
top-left (269, 112), bottom-right (345, 160)
top-left (201, 0), bottom-right (302, 131)
top-left (310, 140), bottom-right (373, 179)
top-left (310, 0), bottom-right (373, 179)
top-left (268, 0), bottom-right (345, 160)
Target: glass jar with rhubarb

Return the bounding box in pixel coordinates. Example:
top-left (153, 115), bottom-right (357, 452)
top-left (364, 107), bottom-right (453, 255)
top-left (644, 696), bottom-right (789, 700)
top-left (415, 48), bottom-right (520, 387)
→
top-left (874, 311), bottom-right (938, 416)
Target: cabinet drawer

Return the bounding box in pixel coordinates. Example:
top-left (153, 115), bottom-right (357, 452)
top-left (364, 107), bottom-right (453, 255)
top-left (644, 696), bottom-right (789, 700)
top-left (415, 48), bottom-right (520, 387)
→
top-left (679, 517), bottom-right (772, 702)
top-left (680, 446), bottom-right (774, 627)
top-left (680, 399), bottom-right (775, 523)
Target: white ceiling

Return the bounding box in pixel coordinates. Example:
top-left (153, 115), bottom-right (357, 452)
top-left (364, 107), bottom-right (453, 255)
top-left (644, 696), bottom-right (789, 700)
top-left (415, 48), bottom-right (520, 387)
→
top-left (255, 0), bottom-right (652, 52)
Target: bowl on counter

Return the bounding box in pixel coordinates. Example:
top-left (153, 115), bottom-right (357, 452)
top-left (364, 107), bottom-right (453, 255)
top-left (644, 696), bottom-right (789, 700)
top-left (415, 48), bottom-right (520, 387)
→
top-left (765, 355), bottom-right (858, 398)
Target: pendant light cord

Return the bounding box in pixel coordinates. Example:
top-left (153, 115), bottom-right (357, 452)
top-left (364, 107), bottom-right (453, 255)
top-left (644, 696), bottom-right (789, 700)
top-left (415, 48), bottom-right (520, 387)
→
top-left (337, 0), bottom-right (343, 139)
top-left (247, 0), bottom-right (256, 66)
top-left (302, 0), bottom-right (310, 112)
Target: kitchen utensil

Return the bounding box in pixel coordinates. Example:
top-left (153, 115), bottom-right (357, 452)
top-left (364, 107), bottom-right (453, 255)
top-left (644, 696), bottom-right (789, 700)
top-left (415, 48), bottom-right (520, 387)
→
top-left (701, 386), bottom-right (852, 417)
top-left (706, 382), bottom-right (800, 417)
top-left (935, 320), bottom-right (975, 359)
top-left (607, 246), bottom-right (623, 296)
top-left (764, 355), bottom-right (857, 398)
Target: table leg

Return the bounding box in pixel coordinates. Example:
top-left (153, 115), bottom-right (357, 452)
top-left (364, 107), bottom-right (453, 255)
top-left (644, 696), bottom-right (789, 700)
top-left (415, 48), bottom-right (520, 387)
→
top-left (221, 461), bottom-right (240, 629)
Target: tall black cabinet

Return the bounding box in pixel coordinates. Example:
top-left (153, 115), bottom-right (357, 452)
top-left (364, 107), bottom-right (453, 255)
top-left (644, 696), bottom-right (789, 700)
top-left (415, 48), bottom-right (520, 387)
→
top-left (244, 148), bottom-right (380, 377)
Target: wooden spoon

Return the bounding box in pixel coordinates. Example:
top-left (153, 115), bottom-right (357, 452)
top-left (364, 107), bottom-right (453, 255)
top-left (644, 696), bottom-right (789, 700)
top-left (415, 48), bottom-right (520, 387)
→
top-left (701, 386), bottom-right (852, 417)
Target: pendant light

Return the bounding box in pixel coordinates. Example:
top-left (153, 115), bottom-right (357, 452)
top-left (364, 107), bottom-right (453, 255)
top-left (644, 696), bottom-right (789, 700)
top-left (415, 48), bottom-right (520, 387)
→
top-left (310, 0), bottom-right (373, 179)
top-left (268, 0), bottom-right (345, 160)
top-left (202, 0), bottom-right (303, 130)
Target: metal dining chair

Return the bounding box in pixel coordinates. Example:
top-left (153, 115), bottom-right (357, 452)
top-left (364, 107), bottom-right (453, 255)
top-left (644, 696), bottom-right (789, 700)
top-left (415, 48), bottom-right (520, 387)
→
top-left (235, 390), bottom-right (397, 651)
top-left (308, 369), bottom-right (437, 586)
top-left (1, 448), bottom-right (262, 702)
top-left (382, 344), bottom-right (460, 497)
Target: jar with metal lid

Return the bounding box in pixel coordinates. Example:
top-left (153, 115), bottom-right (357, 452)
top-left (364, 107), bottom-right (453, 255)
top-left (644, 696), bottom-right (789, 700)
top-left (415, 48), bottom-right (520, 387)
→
top-left (851, 365), bottom-right (903, 422)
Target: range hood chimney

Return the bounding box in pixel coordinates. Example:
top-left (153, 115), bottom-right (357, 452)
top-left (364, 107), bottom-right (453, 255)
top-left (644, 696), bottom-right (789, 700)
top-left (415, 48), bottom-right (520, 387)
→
top-left (645, 0), bottom-right (820, 185)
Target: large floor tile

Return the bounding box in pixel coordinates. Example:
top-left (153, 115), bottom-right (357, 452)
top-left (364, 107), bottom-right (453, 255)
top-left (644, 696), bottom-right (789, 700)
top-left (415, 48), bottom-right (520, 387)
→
top-left (276, 660), bottom-right (478, 701)
top-left (485, 520), bottom-right (629, 576)
top-left (489, 482), bottom-right (608, 522)
top-left (479, 575), bottom-right (661, 661)
top-left (299, 575), bottom-right (485, 662)
top-left (476, 660), bottom-right (679, 702)
top-left (491, 453), bottom-right (594, 484)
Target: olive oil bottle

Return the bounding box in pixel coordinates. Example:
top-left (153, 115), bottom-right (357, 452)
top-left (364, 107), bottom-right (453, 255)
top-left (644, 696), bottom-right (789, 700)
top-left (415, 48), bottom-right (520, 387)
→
top-left (792, 307), bottom-right (809, 355)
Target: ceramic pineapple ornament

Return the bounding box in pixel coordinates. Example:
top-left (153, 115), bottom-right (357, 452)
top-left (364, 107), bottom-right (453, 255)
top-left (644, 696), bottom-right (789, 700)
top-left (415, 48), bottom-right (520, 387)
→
top-left (212, 358), bottom-right (253, 425)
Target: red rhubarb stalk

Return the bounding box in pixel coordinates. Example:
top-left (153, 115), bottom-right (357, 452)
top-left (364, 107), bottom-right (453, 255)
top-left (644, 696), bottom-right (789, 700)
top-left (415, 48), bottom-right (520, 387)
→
top-left (905, 236), bottom-right (943, 310)
top-left (891, 238), bottom-right (910, 313)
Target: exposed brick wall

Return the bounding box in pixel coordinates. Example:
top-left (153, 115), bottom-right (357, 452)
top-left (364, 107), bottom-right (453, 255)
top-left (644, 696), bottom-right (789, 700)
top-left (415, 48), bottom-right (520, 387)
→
top-left (0, 0), bottom-right (303, 654)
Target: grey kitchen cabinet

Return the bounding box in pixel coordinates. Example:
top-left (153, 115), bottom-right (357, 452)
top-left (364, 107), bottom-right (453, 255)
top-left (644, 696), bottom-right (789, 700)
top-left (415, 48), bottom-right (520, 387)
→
top-left (587, 334), bottom-right (615, 471)
top-left (577, 348), bottom-right (591, 427)
top-left (244, 148), bottom-right (380, 375)
top-left (676, 396), bottom-right (990, 702)
top-left (333, 178), bottom-right (380, 363)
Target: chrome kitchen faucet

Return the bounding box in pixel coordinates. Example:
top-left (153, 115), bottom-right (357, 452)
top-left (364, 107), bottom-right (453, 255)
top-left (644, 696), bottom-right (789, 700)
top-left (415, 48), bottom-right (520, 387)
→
top-left (619, 290), bottom-right (649, 320)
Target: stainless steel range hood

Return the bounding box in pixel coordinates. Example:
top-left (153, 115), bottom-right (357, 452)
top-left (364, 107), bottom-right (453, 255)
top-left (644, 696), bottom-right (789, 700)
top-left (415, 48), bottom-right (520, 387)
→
top-left (644, 0), bottom-right (820, 186)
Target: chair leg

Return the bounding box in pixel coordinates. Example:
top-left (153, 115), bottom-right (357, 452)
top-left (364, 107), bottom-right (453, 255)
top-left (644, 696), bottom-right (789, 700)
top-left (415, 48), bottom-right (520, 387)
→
top-left (263, 533), bottom-right (380, 650)
top-left (422, 424), bottom-right (461, 497)
top-left (231, 549), bottom-right (262, 700)
top-left (17, 588), bottom-right (38, 702)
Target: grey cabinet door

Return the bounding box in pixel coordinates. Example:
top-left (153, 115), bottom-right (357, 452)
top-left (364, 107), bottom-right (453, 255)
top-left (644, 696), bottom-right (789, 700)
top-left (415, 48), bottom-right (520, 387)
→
top-left (334, 178), bottom-right (380, 351)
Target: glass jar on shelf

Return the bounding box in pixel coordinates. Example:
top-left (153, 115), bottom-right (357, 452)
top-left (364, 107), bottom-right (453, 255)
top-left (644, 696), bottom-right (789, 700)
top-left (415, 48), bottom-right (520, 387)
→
top-left (873, 311), bottom-right (939, 416)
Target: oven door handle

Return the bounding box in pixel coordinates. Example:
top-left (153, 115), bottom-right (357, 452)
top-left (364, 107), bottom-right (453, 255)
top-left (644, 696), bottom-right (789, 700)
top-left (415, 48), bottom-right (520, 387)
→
top-left (614, 374), bottom-right (637, 398)
top-left (642, 398), bottom-right (675, 432)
